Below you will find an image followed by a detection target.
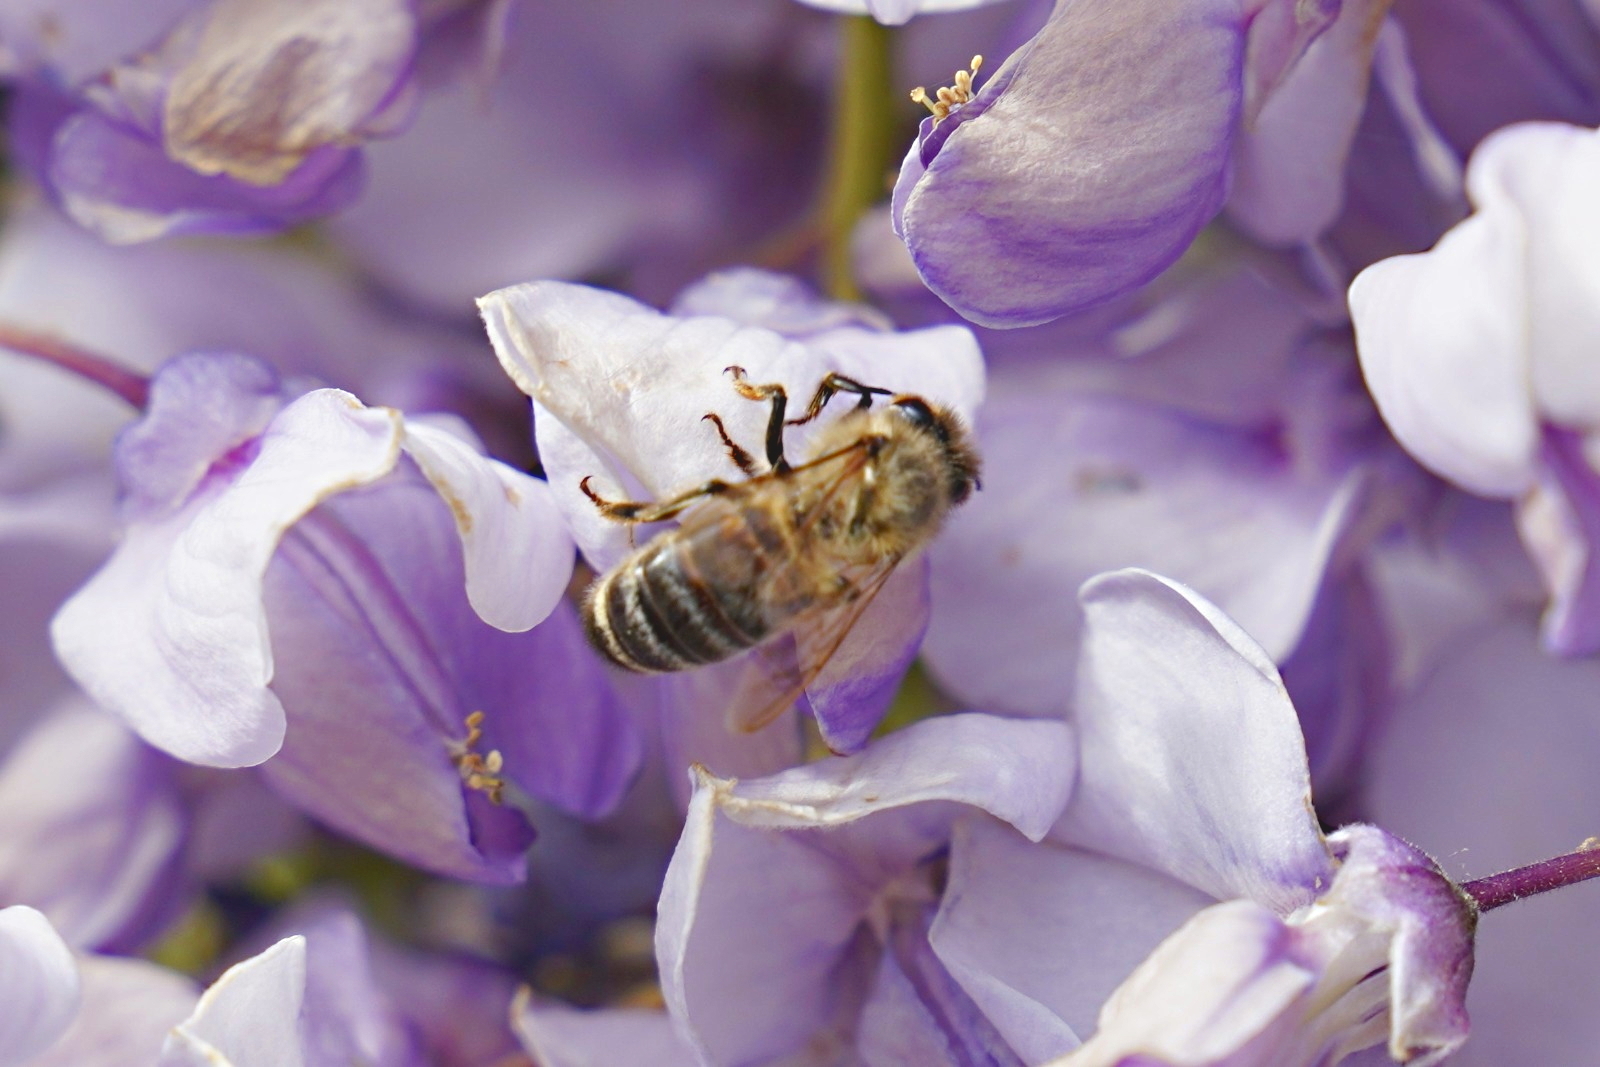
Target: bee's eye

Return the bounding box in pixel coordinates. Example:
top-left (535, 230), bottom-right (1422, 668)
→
top-left (892, 397), bottom-right (935, 429)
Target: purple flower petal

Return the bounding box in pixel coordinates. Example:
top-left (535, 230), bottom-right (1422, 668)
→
top-left (53, 383), bottom-right (404, 767)
top-left (656, 713), bottom-right (1074, 1066)
top-left (1040, 899), bottom-right (1321, 1067)
top-left (893, 0), bottom-right (1244, 327)
top-left (1317, 825), bottom-right (1474, 1064)
top-left (0, 479), bottom-right (114, 748)
top-left (255, 475), bottom-right (617, 881)
top-left (1521, 427), bottom-right (1600, 654)
top-left (160, 0), bottom-right (417, 186)
top-left (290, 906), bottom-right (422, 1067)
top-left (1227, 0), bottom-right (1385, 245)
top-left (1039, 822), bottom-right (1474, 1067)
top-left (0, 905), bottom-right (79, 1065)
top-left (860, 906), bottom-right (1024, 1067)
top-left (1366, 611), bottom-right (1600, 1062)
top-left (929, 817), bottom-right (1214, 1061)
top-left (806, 558), bottom-right (931, 755)
top-left (0, 702), bottom-right (185, 951)
top-left (159, 936), bottom-right (308, 1067)
top-left (51, 107), bottom-right (367, 243)
top-left (1057, 570), bottom-right (1333, 913)
top-left (695, 712), bottom-right (1073, 838)
top-left (513, 998), bottom-right (700, 1067)
top-left (29, 955), bottom-right (199, 1067)
top-left (924, 386), bottom-right (1363, 716)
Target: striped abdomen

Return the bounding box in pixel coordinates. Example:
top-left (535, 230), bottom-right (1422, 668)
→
top-left (583, 504), bottom-right (801, 673)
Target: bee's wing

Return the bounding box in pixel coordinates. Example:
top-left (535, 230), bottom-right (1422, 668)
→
top-left (727, 554), bottom-right (905, 738)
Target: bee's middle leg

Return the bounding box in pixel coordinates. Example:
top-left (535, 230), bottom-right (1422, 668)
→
top-left (580, 475), bottom-right (733, 523)
top-left (725, 366), bottom-right (792, 473)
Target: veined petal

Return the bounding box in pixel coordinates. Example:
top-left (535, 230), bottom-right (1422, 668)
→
top-left (929, 818), bottom-right (1214, 1063)
top-left (161, 0), bottom-right (417, 186)
top-left (705, 713), bottom-right (1074, 839)
top-left (159, 937), bottom-right (307, 1067)
top-left (53, 387), bottom-right (403, 767)
top-left (0, 905), bottom-right (79, 1066)
top-left (894, 0), bottom-right (1244, 327)
top-left (656, 714), bottom-right (1074, 1065)
top-left (400, 419), bottom-right (573, 633)
top-left (1057, 570), bottom-right (1333, 913)
top-left (1040, 900), bottom-right (1321, 1067)
top-left (925, 388), bottom-right (1364, 716)
top-left (1042, 827), bottom-right (1471, 1067)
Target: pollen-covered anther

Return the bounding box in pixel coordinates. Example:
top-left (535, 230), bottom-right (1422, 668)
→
top-left (910, 55), bottom-right (983, 122)
top-left (449, 711), bottom-right (507, 805)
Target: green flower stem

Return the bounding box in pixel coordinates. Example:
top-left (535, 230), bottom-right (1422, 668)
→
top-left (819, 15), bottom-right (899, 302)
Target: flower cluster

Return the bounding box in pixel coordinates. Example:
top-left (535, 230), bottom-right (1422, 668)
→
top-left (2, 1), bottom-right (1599, 1065)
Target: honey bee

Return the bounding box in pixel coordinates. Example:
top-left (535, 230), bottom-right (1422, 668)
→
top-left (578, 365), bottom-right (980, 731)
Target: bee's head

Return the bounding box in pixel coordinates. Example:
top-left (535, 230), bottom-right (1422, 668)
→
top-left (889, 396), bottom-right (982, 505)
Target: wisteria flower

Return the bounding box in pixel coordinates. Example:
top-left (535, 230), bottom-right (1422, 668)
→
top-left (0, 700), bottom-right (186, 953)
top-left (1, 899), bottom-right (523, 1066)
top-left (1349, 120), bottom-right (1600, 654)
top-left (51, 351), bottom-right (637, 880)
top-left (918, 245), bottom-right (1398, 805)
top-left (619, 569), bottom-right (1477, 1066)
top-left (479, 268), bottom-right (984, 757)
top-left (891, 0), bottom-right (1399, 326)
top-left (1, 0), bottom-right (507, 243)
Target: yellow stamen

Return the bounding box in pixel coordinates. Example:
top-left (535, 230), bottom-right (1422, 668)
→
top-left (910, 55), bottom-right (983, 123)
top-left (450, 710), bottom-right (507, 805)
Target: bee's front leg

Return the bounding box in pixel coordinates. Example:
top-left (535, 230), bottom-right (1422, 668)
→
top-left (789, 373), bottom-right (894, 427)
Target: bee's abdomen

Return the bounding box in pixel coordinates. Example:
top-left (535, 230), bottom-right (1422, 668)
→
top-left (583, 531), bottom-right (772, 673)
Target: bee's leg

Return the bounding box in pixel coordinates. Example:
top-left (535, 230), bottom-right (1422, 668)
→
top-left (724, 365), bottom-right (793, 473)
top-left (580, 475), bottom-right (733, 524)
top-left (702, 413), bottom-right (759, 477)
top-left (789, 373), bottom-right (893, 427)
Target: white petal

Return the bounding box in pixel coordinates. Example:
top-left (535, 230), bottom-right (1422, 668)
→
top-left (159, 937), bottom-right (307, 1067)
top-left (52, 390), bottom-right (402, 767)
top-left (400, 420), bottom-right (573, 632)
top-left (1349, 132), bottom-right (1539, 497)
top-left (1057, 570), bottom-right (1332, 913)
top-left (0, 906), bottom-right (79, 1066)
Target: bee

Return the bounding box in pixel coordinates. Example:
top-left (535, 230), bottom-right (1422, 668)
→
top-left (578, 365), bottom-right (980, 731)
